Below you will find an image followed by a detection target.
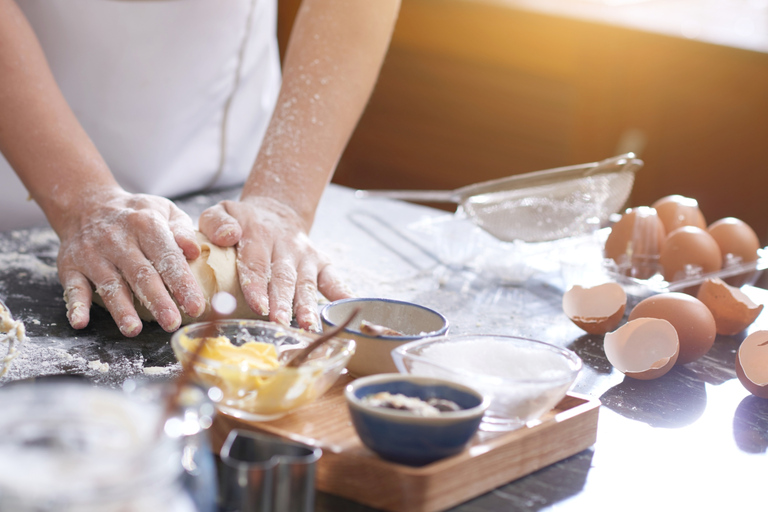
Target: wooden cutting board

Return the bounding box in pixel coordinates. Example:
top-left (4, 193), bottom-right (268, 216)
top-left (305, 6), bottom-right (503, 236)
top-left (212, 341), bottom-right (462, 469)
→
top-left (214, 374), bottom-right (600, 512)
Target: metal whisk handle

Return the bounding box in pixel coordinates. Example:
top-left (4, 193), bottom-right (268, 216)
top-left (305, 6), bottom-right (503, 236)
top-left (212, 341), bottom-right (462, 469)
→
top-left (354, 189), bottom-right (457, 203)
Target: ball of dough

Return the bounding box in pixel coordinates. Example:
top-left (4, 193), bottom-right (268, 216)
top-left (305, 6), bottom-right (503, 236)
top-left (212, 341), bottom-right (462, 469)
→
top-left (96, 231), bottom-right (264, 325)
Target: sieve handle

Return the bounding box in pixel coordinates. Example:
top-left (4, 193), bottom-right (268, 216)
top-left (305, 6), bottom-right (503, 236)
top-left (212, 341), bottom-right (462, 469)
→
top-left (354, 189), bottom-right (458, 203)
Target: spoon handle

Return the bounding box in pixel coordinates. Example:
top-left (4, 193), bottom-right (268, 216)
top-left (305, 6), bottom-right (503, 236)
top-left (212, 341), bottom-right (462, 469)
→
top-left (285, 308), bottom-right (360, 368)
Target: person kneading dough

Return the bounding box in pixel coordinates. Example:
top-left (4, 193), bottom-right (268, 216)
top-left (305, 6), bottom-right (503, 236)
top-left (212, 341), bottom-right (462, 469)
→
top-left (0, 0), bottom-right (400, 336)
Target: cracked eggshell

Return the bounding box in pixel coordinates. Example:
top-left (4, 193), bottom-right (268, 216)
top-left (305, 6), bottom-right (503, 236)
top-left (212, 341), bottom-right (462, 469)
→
top-left (735, 330), bottom-right (768, 398)
top-left (628, 292), bottom-right (717, 365)
top-left (562, 283), bottom-right (627, 335)
top-left (604, 317), bottom-right (679, 380)
top-left (696, 278), bottom-right (764, 336)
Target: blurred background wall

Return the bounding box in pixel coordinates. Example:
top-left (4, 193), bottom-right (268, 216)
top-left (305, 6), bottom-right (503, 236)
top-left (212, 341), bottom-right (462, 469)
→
top-left (278, 0), bottom-right (768, 245)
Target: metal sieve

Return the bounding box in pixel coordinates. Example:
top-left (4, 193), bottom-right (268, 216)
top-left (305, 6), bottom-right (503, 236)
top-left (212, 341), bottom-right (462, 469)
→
top-left (355, 153), bottom-right (643, 243)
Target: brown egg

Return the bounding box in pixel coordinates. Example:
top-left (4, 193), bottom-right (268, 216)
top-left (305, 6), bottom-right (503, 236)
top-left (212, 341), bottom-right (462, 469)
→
top-left (651, 194), bottom-right (707, 233)
top-left (735, 330), bottom-right (768, 398)
top-left (562, 283), bottom-right (627, 335)
top-left (708, 217), bottom-right (761, 287)
top-left (604, 317), bottom-right (679, 380)
top-left (696, 278), bottom-right (764, 335)
top-left (659, 226), bottom-right (722, 282)
top-left (628, 292), bottom-right (717, 364)
top-left (708, 217), bottom-right (761, 264)
top-left (604, 207), bottom-right (665, 279)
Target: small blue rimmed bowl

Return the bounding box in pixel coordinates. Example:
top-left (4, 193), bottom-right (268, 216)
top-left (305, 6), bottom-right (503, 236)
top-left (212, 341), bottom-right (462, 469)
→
top-left (344, 374), bottom-right (488, 466)
top-left (320, 298), bottom-right (449, 377)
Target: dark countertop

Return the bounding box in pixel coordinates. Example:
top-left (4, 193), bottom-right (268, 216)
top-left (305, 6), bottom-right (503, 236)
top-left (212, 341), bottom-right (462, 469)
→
top-left (1, 184), bottom-right (767, 511)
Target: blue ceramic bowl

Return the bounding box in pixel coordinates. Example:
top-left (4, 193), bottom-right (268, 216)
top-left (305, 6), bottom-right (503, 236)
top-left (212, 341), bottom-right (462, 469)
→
top-left (345, 374), bottom-right (488, 466)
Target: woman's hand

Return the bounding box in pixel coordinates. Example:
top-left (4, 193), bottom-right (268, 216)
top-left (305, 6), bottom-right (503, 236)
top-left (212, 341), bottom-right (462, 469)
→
top-left (58, 189), bottom-right (206, 337)
top-left (192, 0), bottom-right (398, 332)
top-left (198, 196), bottom-right (352, 331)
top-left (0, 2), bottom-right (206, 336)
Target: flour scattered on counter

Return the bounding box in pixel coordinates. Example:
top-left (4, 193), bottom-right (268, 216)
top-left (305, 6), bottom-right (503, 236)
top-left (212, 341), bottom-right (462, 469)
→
top-left (88, 360), bottom-right (110, 373)
top-left (0, 337), bottom-right (157, 389)
top-left (0, 342), bottom-right (76, 385)
top-left (0, 254), bottom-right (58, 285)
top-left (57, 350), bottom-right (74, 362)
top-left (0, 229), bottom-right (60, 287)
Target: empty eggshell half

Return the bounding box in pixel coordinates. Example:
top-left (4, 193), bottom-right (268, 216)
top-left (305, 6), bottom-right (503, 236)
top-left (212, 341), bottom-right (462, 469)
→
top-left (604, 317), bottom-right (679, 380)
top-left (735, 330), bottom-right (768, 398)
top-left (563, 283), bottom-right (627, 335)
top-left (696, 278), bottom-right (764, 336)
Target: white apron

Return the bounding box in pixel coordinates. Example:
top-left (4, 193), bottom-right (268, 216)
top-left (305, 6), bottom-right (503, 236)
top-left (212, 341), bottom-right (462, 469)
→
top-left (0, 0), bottom-right (281, 231)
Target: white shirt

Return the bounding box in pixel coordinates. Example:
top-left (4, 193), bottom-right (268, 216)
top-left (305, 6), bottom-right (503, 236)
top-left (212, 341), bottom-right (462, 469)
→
top-left (0, 0), bottom-right (281, 231)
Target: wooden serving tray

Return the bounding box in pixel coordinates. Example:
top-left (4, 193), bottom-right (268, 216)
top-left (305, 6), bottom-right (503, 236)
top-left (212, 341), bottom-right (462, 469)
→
top-left (217, 375), bottom-right (600, 512)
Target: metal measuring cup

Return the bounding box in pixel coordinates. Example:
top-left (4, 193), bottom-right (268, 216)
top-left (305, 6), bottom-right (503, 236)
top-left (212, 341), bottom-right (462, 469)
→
top-left (218, 429), bottom-right (321, 512)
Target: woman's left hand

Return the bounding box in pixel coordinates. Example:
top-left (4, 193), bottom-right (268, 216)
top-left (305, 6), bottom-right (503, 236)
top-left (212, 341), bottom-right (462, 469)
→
top-left (198, 196), bottom-right (352, 331)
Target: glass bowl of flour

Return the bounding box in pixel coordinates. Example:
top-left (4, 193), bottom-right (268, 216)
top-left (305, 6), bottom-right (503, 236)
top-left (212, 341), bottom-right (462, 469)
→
top-left (392, 334), bottom-right (582, 432)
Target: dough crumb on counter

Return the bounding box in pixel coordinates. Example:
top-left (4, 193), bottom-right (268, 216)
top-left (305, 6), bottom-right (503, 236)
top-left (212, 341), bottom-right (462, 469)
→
top-left (143, 366), bottom-right (175, 376)
top-left (87, 360), bottom-right (109, 373)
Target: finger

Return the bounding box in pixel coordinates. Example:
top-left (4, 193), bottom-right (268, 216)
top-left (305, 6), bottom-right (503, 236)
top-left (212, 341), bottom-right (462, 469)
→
top-left (134, 234), bottom-right (205, 324)
top-left (61, 270), bottom-right (92, 330)
top-left (268, 255), bottom-right (298, 328)
top-left (168, 205), bottom-right (201, 260)
top-left (199, 202), bottom-right (242, 247)
top-left (317, 263), bottom-right (354, 301)
top-left (125, 208), bottom-right (205, 320)
top-left (293, 258), bottom-right (320, 331)
top-left (237, 239), bottom-right (271, 318)
top-left (89, 262), bottom-right (144, 337)
top-left (118, 251), bottom-right (183, 332)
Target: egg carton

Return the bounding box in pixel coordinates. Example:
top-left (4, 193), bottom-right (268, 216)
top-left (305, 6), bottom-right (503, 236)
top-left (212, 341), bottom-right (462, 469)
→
top-left (605, 246), bottom-right (768, 303)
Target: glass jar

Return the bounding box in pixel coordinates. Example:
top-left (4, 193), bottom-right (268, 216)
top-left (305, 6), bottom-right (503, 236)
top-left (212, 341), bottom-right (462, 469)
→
top-left (0, 377), bottom-right (216, 512)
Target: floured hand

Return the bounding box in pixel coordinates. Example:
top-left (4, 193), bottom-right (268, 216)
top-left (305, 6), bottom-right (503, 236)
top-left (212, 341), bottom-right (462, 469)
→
top-left (58, 189), bottom-right (206, 337)
top-left (198, 196), bottom-right (352, 331)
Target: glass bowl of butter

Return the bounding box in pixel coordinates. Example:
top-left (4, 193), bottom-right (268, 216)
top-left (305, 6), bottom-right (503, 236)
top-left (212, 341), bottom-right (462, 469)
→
top-left (171, 319), bottom-right (356, 422)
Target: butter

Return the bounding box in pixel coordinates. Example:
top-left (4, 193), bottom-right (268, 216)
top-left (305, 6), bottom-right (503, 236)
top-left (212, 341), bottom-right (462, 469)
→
top-left (179, 334), bottom-right (320, 418)
top-left (182, 334), bottom-right (279, 371)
